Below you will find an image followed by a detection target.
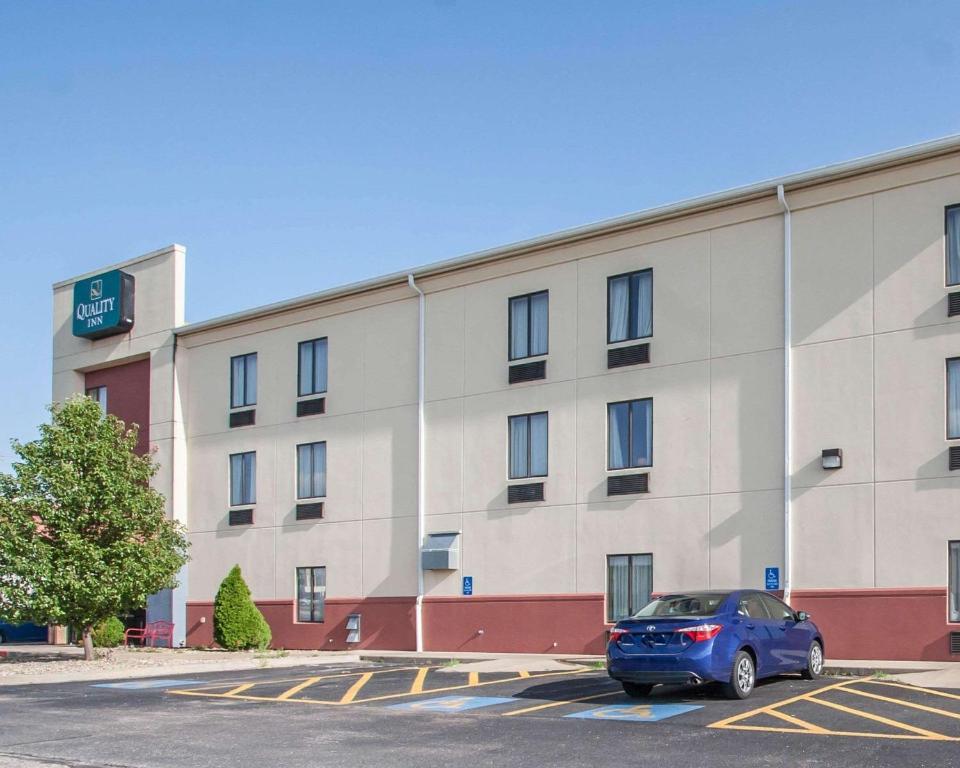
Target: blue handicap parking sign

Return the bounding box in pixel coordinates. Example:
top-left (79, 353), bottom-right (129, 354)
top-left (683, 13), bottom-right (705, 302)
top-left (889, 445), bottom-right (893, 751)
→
top-left (390, 695), bottom-right (513, 713)
top-left (92, 679), bottom-right (205, 690)
top-left (462, 576), bottom-right (473, 596)
top-left (565, 703), bottom-right (702, 722)
top-left (765, 567), bottom-right (780, 591)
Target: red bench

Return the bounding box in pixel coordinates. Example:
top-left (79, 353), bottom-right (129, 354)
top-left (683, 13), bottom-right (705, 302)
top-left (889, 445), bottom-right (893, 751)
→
top-left (123, 621), bottom-right (175, 648)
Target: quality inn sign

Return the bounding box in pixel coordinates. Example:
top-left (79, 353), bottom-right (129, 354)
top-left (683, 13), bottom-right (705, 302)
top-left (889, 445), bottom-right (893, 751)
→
top-left (72, 269), bottom-right (135, 339)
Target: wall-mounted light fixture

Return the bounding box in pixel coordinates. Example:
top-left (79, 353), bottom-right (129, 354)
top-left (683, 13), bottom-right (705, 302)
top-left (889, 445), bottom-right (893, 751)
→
top-left (821, 448), bottom-right (842, 470)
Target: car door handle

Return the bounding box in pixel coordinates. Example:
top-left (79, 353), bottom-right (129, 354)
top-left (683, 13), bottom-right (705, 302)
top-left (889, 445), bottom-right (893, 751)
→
top-left (746, 623), bottom-right (755, 630)
top-left (778, 626), bottom-right (787, 632)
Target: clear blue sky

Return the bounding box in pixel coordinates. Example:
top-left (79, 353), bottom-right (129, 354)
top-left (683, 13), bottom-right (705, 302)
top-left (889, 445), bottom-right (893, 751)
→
top-left (2, 1), bottom-right (960, 467)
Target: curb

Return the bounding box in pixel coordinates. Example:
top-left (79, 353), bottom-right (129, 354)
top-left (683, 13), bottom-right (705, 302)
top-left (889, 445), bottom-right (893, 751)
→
top-left (822, 665), bottom-right (943, 677)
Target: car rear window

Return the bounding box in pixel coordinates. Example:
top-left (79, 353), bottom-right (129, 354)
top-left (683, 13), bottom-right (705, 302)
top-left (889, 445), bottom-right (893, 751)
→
top-left (633, 593), bottom-right (729, 617)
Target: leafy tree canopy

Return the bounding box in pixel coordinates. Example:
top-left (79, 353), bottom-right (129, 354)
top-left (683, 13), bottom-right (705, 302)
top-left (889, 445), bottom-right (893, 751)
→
top-left (0, 395), bottom-right (189, 658)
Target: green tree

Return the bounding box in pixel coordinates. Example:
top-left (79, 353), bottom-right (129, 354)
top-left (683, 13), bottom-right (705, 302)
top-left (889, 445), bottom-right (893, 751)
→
top-left (213, 565), bottom-right (271, 650)
top-left (0, 395), bottom-right (189, 660)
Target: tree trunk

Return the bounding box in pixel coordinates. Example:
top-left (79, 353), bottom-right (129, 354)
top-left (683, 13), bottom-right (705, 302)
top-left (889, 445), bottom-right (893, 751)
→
top-left (82, 626), bottom-right (94, 661)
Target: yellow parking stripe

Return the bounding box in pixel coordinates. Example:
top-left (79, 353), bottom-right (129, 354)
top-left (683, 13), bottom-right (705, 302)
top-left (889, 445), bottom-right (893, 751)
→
top-left (224, 683), bottom-right (255, 696)
top-left (276, 677), bottom-right (323, 701)
top-left (839, 686), bottom-right (960, 721)
top-left (715, 724), bottom-right (941, 741)
top-left (518, 671), bottom-right (530, 678)
top-left (468, 672), bottom-right (479, 686)
top-left (502, 689), bottom-right (621, 717)
top-left (410, 667), bottom-right (429, 694)
top-left (766, 708), bottom-right (829, 733)
top-left (864, 679), bottom-right (960, 701)
top-left (339, 672), bottom-right (373, 704)
top-left (708, 678), bottom-right (857, 729)
top-left (807, 696), bottom-right (953, 740)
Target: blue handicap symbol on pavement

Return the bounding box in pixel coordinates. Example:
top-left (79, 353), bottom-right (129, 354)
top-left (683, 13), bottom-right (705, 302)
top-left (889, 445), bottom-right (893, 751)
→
top-left (390, 695), bottom-right (513, 713)
top-left (92, 679), bottom-right (205, 690)
top-left (565, 703), bottom-right (702, 722)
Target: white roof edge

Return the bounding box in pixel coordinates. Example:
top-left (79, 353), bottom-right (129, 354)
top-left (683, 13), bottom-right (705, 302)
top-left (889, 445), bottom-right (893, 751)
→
top-left (165, 132), bottom-right (957, 335)
top-left (52, 244), bottom-right (184, 290)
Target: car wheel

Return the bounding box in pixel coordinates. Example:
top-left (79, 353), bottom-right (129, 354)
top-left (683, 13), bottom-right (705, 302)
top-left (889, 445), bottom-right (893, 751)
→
top-left (723, 650), bottom-right (755, 700)
top-left (801, 641), bottom-right (824, 680)
top-left (622, 682), bottom-right (654, 698)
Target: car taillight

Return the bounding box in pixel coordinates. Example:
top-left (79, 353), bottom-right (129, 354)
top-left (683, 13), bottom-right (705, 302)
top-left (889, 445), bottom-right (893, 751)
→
top-left (609, 627), bottom-right (631, 643)
top-left (675, 624), bottom-right (722, 643)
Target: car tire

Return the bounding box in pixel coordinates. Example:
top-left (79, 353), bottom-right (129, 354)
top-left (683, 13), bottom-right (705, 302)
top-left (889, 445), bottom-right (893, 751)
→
top-left (723, 650), bottom-right (755, 700)
top-left (801, 641), bottom-right (824, 680)
top-left (622, 682), bottom-right (654, 698)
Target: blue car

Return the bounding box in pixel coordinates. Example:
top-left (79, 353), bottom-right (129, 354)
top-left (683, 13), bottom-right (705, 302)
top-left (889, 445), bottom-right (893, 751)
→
top-left (0, 621), bottom-right (48, 644)
top-left (607, 590), bottom-right (824, 699)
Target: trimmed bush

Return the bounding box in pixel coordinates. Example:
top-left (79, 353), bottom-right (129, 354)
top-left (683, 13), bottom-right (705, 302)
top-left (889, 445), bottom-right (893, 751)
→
top-left (92, 616), bottom-right (125, 648)
top-left (213, 565), bottom-right (272, 650)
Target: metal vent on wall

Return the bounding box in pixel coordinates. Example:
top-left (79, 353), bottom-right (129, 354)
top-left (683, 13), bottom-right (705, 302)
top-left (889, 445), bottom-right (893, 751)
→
top-left (607, 473), bottom-right (649, 496)
top-left (608, 343), bottom-right (650, 369)
top-left (507, 482), bottom-right (544, 503)
top-left (951, 632), bottom-right (960, 655)
top-left (229, 409), bottom-right (256, 428)
top-left (950, 446), bottom-right (960, 471)
top-left (949, 291), bottom-right (960, 318)
top-left (422, 531), bottom-right (460, 570)
top-left (296, 502), bottom-right (324, 520)
top-left (509, 360), bottom-right (546, 384)
top-left (228, 508), bottom-right (253, 526)
top-left (297, 397), bottom-right (326, 417)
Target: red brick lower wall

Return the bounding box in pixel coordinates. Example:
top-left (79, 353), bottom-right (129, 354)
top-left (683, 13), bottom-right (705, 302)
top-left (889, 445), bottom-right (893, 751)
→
top-left (85, 357), bottom-right (151, 455)
top-left (792, 588), bottom-right (956, 661)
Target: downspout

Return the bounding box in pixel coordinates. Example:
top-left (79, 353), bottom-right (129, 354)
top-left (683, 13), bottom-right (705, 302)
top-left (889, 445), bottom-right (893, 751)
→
top-left (777, 184), bottom-right (792, 604)
top-left (407, 274), bottom-right (426, 652)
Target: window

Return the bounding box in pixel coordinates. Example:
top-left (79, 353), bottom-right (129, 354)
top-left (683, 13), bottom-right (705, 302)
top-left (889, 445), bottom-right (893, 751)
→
top-left (758, 592), bottom-right (795, 621)
top-left (951, 541), bottom-right (960, 623)
top-left (296, 566), bottom-right (326, 623)
top-left (230, 353), bottom-right (257, 408)
top-left (86, 386), bottom-right (107, 414)
top-left (949, 358), bottom-right (960, 440)
top-left (947, 205), bottom-right (960, 286)
top-left (607, 554), bottom-right (653, 622)
top-left (608, 398), bottom-right (653, 470)
top-left (298, 338), bottom-right (328, 397)
top-left (296, 441), bottom-right (327, 499)
top-left (737, 593), bottom-right (770, 619)
top-left (229, 452), bottom-right (256, 506)
top-left (608, 269), bottom-right (652, 343)
top-left (508, 412), bottom-right (548, 479)
top-left (509, 291), bottom-right (548, 360)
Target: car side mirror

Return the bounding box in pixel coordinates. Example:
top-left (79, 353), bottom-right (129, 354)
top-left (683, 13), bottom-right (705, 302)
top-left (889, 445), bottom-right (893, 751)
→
top-left (796, 611), bottom-right (810, 622)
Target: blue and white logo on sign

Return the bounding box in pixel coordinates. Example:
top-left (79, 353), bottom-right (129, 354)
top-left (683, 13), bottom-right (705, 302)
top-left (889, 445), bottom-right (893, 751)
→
top-left (765, 567), bottom-right (780, 591)
top-left (462, 576), bottom-right (473, 596)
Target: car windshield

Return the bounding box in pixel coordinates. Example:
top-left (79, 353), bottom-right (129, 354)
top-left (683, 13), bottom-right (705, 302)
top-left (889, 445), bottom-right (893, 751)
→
top-left (632, 593), bottom-right (729, 618)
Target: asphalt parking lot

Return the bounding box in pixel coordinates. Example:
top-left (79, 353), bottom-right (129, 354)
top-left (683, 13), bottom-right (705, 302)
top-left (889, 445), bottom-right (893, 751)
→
top-left (1, 661), bottom-right (958, 767)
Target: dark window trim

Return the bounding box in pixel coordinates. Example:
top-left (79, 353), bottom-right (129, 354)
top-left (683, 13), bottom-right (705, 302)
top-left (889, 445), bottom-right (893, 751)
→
top-left (230, 352), bottom-right (257, 409)
top-left (297, 337), bottom-right (329, 398)
top-left (508, 411), bottom-right (549, 479)
top-left (508, 290), bottom-right (549, 361)
top-left (296, 566), bottom-right (326, 623)
top-left (606, 268), bottom-right (653, 344)
top-left (949, 358), bottom-right (960, 441)
top-left (946, 204), bottom-right (960, 287)
top-left (607, 397), bottom-right (654, 470)
top-left (950, 540), bottom-right (960, 624)
top-left (605, 553), bottom-right (653, 623)
top-left (229, 450), bottom-right (256, 507)
top-left (296, 440), bottom-right (327, 500)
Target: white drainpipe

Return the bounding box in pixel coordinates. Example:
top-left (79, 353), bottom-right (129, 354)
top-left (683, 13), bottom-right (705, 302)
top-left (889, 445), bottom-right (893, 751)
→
top-left (777, 184), bottom-right (792, 604)
top-left (407, 274), bottom-right (426, 651)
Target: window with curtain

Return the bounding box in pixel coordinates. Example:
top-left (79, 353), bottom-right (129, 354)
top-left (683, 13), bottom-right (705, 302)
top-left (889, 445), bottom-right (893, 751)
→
top-left (607, 554), bottom-right (653, 622)
top-left (229, 451), bottom-right (256, 506)
top-left (297, 566), bottom-right (326, 623)
top-left (950, 541), bottom-right (960, 623)
top-left (508, 412), bottom-right (548, 479)
top-left (608, 398), bottom-right (653, 470)
top-left (298, 338), bottom-right (328, 397)
top-left (230, 353), bottom-right (257, 408)
top-left (509, 291), bottom-right (549, 360)
top-left (297, 441), bottom-right (327, 499)
top-left (948, 206), bottom-right (960, 287)
top-left (949, 359), bottom-right (960, 440)
top-left (85, 385), bottom-right (107, 414)
top-left (607, 269), bottom-right (653, 343)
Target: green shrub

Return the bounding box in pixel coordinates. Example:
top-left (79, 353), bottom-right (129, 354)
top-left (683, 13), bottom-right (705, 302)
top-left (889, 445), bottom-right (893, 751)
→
top-left (213, 565), bottom-right (272, 650)
top-left (92, 617), bottom-right (125, 648)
